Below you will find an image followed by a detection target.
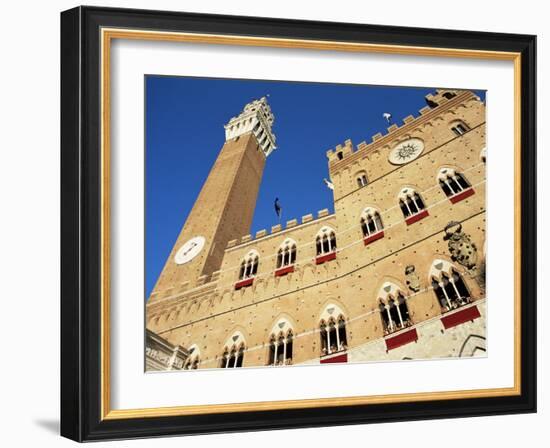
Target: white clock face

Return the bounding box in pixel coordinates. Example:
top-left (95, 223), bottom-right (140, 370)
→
top-left (388, 138), bottom-right (424, 165)
top-left (174, 236), bottom-right (206, 265)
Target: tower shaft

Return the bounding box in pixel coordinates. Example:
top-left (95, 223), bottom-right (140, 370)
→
top-left (149, 97), bottom-right (276, 301)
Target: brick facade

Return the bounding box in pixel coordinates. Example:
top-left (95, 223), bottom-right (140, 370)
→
top-left (146, 91), bottom-right (487, 370)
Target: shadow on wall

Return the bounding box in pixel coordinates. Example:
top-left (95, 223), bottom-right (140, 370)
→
top-left (33, 419), bottom-right (59, 435)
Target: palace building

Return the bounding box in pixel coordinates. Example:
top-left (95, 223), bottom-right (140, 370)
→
top-left (145, 89), bottom-right (487, 371)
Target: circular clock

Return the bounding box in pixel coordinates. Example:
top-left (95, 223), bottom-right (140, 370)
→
top-left (174, 236), bottom-right (206, 265)
top-left (388, 138), bottom-right (424, 165)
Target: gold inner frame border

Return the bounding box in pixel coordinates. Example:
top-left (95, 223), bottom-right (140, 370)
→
top-left (99, 27), bottom-right (522, 420)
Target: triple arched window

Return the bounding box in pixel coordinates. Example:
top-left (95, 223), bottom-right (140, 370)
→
top-left (360, 208), bottom-right (384, 238)
top-left (276, 239), bottom-right (297, 269)
top-left (320, 315), bottom-right (348, 355)
top-left (220, 333), bottom-right (246, 368)
top-left (319, 305), bottom-right (348, 356)
top-left (398, 188), bottom-right (427, 221)
top-left (268, 329), bottom-right (294, 366)
top-left (239, 250), bottom-right (259, 280)
top-left (430, 260), bottom-right (472, 312)
top-left (183, 358), bottom-right (199, 370)
top-left (316, 227), bottom-right (337, 256)
top-left (438, 168), bottom-right (471, 198)
top-left (220, 344), bottom-right (245, 368)
top-left (378, 283), bottom-right (412, 335)
top-left (183, 345), bottom-right (200, 370)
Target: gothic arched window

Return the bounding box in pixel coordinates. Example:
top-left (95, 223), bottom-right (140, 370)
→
top-left (378, 282), bottom-right (412, 335)
top-left (430, 260), bottom-right (472, 313)
top-left (360, 207), bottom-right (384, 238)
top-left (438, 168), bottom-right (471, 198)
top-left (221, 333), bottom-right (247, 368)
top-left (398, 188), bottom-right (428, 223)
top-left (268, 329), bottom-right (294, 366)
top-left (315, 227), bottom-right (337, 256)
top-left (276, 239), bottom-right (297, 269)
top-left (319, 305), bottom-right (348, 356)
top-left (319, 315), bottom-right (348, 356)
top-left (183, 345), bottom-right (201, 370)
top-left (239, 250), bottom-right (259, 280)
top-left (184, 356), bottom-right (200, 370)
top-left (450, 120), bottom-right (469, 136)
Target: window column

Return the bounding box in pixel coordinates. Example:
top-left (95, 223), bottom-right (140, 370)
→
top-left (386, 306), bottom-right (394, 332)
top-left (439, 281), bottom-right (453, 309)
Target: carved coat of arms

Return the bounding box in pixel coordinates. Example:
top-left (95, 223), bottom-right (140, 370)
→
top-left (444, 221), bottom-right (478, 269)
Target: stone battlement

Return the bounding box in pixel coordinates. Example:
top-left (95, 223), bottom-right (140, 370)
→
top-left (226, 208), bottom-right (334, 250)
top-left (326, 89), bottom-right (478, 169)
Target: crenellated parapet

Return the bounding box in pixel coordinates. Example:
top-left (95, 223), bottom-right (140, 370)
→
top-left (326, 139), bottom-right (354, 164)
top-left (326, 90), bottom-right (481, 174)
top-left (225, 208), bottom-right (334, 251)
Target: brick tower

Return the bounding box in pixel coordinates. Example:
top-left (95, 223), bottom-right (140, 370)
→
top-left (149, 97), bottom-right (276, 301)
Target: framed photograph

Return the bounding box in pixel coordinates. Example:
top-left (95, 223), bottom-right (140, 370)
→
top-left (60, 6), bottom-right (536, 441)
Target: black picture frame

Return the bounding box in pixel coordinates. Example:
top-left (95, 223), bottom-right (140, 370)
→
top-left (61, 5), bottom-right (536, 442)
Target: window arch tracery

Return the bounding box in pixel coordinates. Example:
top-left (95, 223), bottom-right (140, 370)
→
top-left (315, 227), bottom-right (337, 256)
top-left (319, 305), bottom-right (348, 356)
top-left (183, 345), bottom-right (201, 370)
top-left (398, 187), bottom-right (428, 223)
top-left (238, 250), bottom-right (259, 280)
top-left (360, 207), bottom-right (384, 238)
top-left (276, 239), bottom-right (297, 269)
top-left (377, 282), bottom-right (412, 335)
top-left (220, 332), bottom-right (246, 368)
top-left (268, 319), bottom-right (294, 366)
top-left (437, 167), bottom-right (471, 198)
top-left (430, 259), bottom-right (472, 312)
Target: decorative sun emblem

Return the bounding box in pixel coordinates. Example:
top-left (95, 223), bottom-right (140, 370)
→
top-left (389, 138), bottom-right (425, 165)
top-left (396, 142), bottom-right (419, 160)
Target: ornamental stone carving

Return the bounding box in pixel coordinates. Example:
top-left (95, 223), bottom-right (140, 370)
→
top-left (443, 221), bottom-right (478, 270)
top-left (404, 265), bottom-right (421, 292)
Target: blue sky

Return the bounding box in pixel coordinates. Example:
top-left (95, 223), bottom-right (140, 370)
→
top-left (145, 76), bottom-right (485, 297)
